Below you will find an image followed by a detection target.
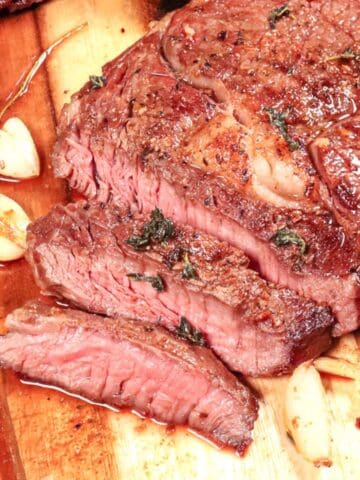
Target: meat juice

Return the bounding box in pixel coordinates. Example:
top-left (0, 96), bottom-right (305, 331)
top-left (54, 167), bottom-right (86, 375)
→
top-left (19, 377), bottom-right (242, 456)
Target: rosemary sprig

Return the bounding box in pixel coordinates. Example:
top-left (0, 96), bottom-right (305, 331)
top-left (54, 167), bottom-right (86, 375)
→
top-left (0, 23), bottom-right (87, 120)
top-left (326, 48), bottom-right (360, 63)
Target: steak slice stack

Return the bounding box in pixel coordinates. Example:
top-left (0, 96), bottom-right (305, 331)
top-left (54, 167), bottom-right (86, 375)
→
top-left (0, 301), bottom-right (258, 453)
top-left (26, 202), bottom-right (334, 377)
top-left (53, 0), bottom-right (360, 335)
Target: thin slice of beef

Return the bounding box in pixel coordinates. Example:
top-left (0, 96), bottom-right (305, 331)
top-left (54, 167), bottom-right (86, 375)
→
top-left (0, 301), bottom-right (258, 453)
top-left (310, 116), bottom-right (360, 234)
top-left (26, 202), bottom-right (334, 377)
top-left (52, 0), bottom-right (360, 335)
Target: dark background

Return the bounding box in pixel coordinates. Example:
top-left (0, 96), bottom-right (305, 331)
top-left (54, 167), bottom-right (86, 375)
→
top-left (158, 0), bottom-right (190, 14)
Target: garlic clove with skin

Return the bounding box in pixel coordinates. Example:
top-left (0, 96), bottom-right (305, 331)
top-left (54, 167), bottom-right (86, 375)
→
top-left (0, 117), bottom-right (40, 179)
top-left (0, 194), bottom-right (31, 261)
top-left (285, 362), bottom-right (332, 467)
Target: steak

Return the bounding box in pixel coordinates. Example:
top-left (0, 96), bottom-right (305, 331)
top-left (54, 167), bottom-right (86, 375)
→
top-left (26, 202), bottom-right (334, 377)
top-left (0, 301), bottom-right (258, 453)
top-left (53, 0), bottom-right (360, 335)
top-left (0, 0), bottom-right (43, 12)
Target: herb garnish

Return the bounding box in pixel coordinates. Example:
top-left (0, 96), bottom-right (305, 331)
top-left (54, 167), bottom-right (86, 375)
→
top-left (326, 48), bottom-right (360, 63)
top-left (268, 4), bottom-right (290, 30)
top-left (176, 317), bottom-right (206, 346)
top-left (272, 228), bottom-right (307, 255)
top-left (265, 107), bottom-right (300, 152)
top-left (126, 208), bottom-right (174, 250)
top-left (164, 246), bottom-right (184, 269)
top-left (89, 75), bottom-right (107, 90)
top-left (127, 273), bottom-right (165, 292)
top-left (181, 252), bottom-right (197, 280)
top-left (0, 23), bottom-right (87, 121)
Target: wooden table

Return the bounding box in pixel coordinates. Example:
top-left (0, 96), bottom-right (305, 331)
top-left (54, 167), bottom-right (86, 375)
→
top-left (0, 1), bottom-right (359, 478)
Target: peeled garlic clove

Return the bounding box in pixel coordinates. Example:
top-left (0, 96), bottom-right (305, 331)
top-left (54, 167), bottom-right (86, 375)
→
top-left (0, 117), bottom-right (40, 179)
top-left (327, 334), bottom-right (360, 365)
top-left (285, 362), bottom-right (331, 467)
top-left (0, 194), bottom-right (30, 261)
top-left (314, 356), bottom-right (359, 380)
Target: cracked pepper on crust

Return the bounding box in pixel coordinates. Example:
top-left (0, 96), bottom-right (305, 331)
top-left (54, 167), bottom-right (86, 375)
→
top-left (53, 0), bottom-right (360, 335)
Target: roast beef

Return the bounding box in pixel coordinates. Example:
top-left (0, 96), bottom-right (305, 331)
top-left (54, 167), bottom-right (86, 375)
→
top-left (0, 301), bottom-right (258, 452)
top-left (26, 202), bottom-right (334, 376)
top-left (310, 116), bottom-right (360, 232)
top-left (52, 0), bottom-right (360, 335)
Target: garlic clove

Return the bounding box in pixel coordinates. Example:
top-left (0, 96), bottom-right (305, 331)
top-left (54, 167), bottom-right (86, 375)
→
top-left (327, 334), bottom-right (360, 365)
top-left (0, 117), bottom-right (40, 179)
top-left (0, 194), bottom-right (31, 261)
top-left (314, 356), bottom-right (359, 380)
top-left (285, 362), bottom-right (331, 467)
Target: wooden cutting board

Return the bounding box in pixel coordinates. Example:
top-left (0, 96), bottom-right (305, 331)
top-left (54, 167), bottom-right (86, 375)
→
top-left (0, 1), bottom-right (359, 478)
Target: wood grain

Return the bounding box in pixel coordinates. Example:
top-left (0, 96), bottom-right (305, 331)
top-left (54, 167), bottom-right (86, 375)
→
top-left (0, 373), bottom-right (26, 480)
top-left (0, 8), bottom-right (67, 319)
top-left (0, 1), bottom-right (359, 479)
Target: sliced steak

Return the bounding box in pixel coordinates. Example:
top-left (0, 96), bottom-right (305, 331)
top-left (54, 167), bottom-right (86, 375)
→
top-left (310, 116), bottom-right (360, 234)
top-left (52, 0), bottom-right (360, 335)
top-left (0, 301), bottom-right (258, 453)
top-left (26, 202), bottom-right (334, 377)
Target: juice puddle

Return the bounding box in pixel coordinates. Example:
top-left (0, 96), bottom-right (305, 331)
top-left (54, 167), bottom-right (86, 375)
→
top-left (19, 377), bottom-right (240, 456)
top-left (0, 175), bottom-right (21, 184)
top-left (20, 378), bottom-right (119, 413)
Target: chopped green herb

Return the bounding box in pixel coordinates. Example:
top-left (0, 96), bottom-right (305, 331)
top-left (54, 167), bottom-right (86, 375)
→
top-left (176, 317), bottom-right (206, 346)
top-left (126, 208), bottom-right (174, 250)
top-left (164, 246), bottom-right (184, 269)
top-left (272, 228), bottom-right (307, 255)
top-left (146, 208), bottom-right (174, 242)
top-left (126, 235), bottom-right (150, 250)
top-left (326, 48), bottom-right (360, 63)
top-left (265, 107), bottom-right (300, 152)
top-left (182, 263), bottom-right (197, 279)
top-left (268, 4), bottom-right (290, 30)
top-left (181, 252), bottom-right (197, 280)
top-left (89, 75), bottom-right (107, 89)
top-left (127, 273), bottom-right (165, 292)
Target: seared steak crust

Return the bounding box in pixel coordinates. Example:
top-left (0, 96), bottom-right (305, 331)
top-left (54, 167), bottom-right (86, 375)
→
top-left (0, 301), bottom-right (258, 452)
top-left (26, 202), bottom-right (334, 376)
top-left (53, 0), bottom-right (360, 334)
